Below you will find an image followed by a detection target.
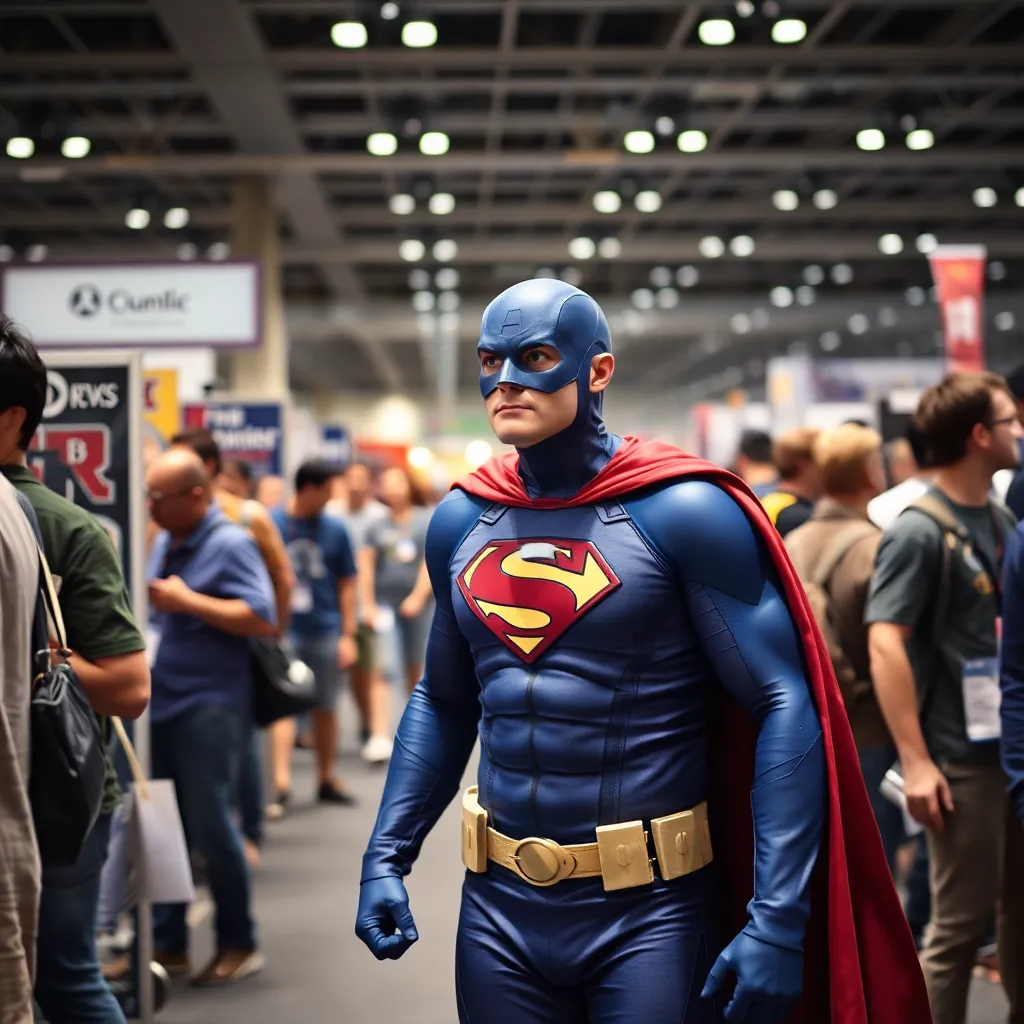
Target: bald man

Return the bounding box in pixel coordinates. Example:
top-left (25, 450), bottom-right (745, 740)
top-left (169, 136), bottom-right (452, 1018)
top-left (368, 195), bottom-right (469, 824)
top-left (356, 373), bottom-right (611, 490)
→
top-left (146, 449), bottom-right (275, 987)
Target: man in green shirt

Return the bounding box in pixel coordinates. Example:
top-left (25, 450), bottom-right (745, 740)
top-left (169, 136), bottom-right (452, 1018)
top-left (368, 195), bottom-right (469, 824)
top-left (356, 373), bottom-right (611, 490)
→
top-left (0, 315), bottom-right (149, 1024)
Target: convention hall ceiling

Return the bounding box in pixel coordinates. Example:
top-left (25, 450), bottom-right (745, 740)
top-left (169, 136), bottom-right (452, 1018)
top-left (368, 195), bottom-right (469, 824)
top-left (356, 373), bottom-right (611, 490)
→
top-left (1, 0), bottom-right (1023, 397)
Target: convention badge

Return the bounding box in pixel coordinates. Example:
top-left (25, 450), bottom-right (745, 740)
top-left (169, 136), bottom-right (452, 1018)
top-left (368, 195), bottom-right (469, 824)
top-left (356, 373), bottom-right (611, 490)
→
top-left (291, 582), bottom-right (313, 614)
top-left (961, 657), bottom-right (1002, 742)
top-left (146, 627), bottom-right (161, 669)
top-left (375, 605), bottom-right (396, 632)
top-left (394, 537), bottom-right (417, 563)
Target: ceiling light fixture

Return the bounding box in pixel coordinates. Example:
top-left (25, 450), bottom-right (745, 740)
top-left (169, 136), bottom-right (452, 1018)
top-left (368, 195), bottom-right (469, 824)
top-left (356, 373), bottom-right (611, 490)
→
top-left (812, 189), bottom-right (837, 210)
top-left (796, 285), bottom-right (817, 306)
top-left (400, 239), bottom-right (426, 262)
top-left (207, 241), bottom-right (230, 261)
top-left (656, 288), bottom-right (680, 309)
top-left (380, 2), bottom-right (400, 20)
top-left (698, 19), bottom-right (736, 45)
top-left (465, 440), bottom-right (493, 468)
top-left (989, 260), bottom-right (1007, 281)
top-left (61, 136), bottom-right (91, 159)
top-left (176, 242), bottom-right (198, 261)
top-left (848, 313), bottom-right (870, 334)
top-left (677, 265), bottom-right (700, 288)
top-left (389, 193), bottom-right (415, 215)
top-left (26, 244), bottom-right (47, 263)
top-left (995, 312), bottom-right (1016, 332)
top-left (735, 0), bottom-right (756, 16)
top-left (437, 291), bottom-right (460, 313)
top-left (772, 189), bottom-right (799, 211)
top-left (568, 237), bottom-right (596, 260)
top-left (331, 21), bottom-right (368, 48)
top-left (770, 286), bottom-right (794, 308)
top-left (973, 187), bottom-right (997, 208)
top-left (632, 288), bottom-right (655, 310)
top-left (878, 233), bottom-right (904, 255)
top-left (730, 235), bottom-right (755, 257)
top-left (1015, 186), bottom-right (1024, 208)
top-left (593, 190), bottom-right (622, 214)
top-left (856, 128), bottom-right (885, 151)
top-left (435, 268), bottom-right (459, 290)
top-left (906, 128), bottom-right (934, 151)
top-left (433, 238), bottom-right (458, 262)
top-left (428, 192), bottom-right (456, 215)
top-left (831, 263), bottom-right (854, 285)
top-left (771, 18), bottom-right (807, 43)
top-left (624, 130), bottom-right (655, 154)
top-left (598, 237), bottom-right (622, 259)
top-left (731, 313), bottom-right (752, 334)
top-left (0, 245), bottom-right (14, 262)
top-left (803, 265), bottom-right (824, 286)
top-left (560, 267), bottom-right (583, 286)
top-left (915, 232), bottom-right (938, 254)
top-left (655, 116), bottom-right (675, 137)
top-left (125, 207), bottom-right (150, 230)
top-left (402, 20), bottom-right (437, 47)
top-left (650, 266), bottom-right (673, 288)
top-left (634, 190), bottom-right (662, 213)
top-left (367, 132), bottom-right (398, 156)
top-left (677, 129), bottom-right (708, 153)
top-left (698, 235), bottom-right (725, 259)
top-left (905, 286), bottom-right (926, 306)
top-left (412, 291), bottom-right (435, 312)
top-left (6, 137), bottom-right (34, 159)
top-left (820, 331), bottom-right (841, 352)
top-left (163, 206), bottom-right (189, 229)
top-left (419, 131), bottom-right (450, 156)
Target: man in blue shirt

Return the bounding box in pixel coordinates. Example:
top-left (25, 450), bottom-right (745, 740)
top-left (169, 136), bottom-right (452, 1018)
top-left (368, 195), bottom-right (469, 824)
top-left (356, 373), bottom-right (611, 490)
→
top-left (147, 449), bottom-right (276, 987)
top-left (271, 459), bottom-right (358, 809)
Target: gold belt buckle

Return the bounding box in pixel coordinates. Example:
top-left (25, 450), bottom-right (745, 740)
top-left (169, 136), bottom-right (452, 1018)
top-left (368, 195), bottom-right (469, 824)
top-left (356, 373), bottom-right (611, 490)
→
top-left (511, 837), bottom-right (577, 887)
top-left (595, 820), bottom-right (655, 891)
top-left (650, 802), bottom-right (712, 881)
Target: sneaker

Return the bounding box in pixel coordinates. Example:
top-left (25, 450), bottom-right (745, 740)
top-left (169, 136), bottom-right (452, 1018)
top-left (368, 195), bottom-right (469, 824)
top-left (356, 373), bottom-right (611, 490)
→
top-left (265, 789), bottom-right (290, 821)
top-left (153, 950), bottom-right (191, 979)
top-left (361, 734), bottom-right (394, 764)
top-left (191, 949), bottom-right (265, 987)
top-left (318, 780), bottom-right (358, 806)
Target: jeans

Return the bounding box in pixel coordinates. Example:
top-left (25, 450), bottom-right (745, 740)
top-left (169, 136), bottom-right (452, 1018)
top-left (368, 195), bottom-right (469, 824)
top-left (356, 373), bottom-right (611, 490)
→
top-left (857, 744), bottom-right (906, 873)
top-left (151, 706), bottom-right (256, 954)
top-left (905, 835), bottom-right (932, 947)
top-left (237, 720), bottom-right (263, 845)
top-left (35, 813), bottom-right (126, 1024)
top-left (96, 805), bottom-right (128, 935)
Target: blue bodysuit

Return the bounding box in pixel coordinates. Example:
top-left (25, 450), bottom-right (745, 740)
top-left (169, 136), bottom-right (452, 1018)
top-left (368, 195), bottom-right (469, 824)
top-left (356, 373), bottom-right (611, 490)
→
top-left (357, 280), bottom-right (827, 1024)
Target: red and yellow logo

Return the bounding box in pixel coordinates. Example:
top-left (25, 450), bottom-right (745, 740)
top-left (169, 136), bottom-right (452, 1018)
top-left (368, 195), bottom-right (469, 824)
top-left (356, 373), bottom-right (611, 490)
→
top-left (456, 538), bottom-right (620, 663)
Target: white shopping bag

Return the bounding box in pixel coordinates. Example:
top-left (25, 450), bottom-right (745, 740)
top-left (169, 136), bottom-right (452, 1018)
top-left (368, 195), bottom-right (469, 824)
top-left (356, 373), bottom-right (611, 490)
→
top-left (113, 719), bottom-right (195, 907)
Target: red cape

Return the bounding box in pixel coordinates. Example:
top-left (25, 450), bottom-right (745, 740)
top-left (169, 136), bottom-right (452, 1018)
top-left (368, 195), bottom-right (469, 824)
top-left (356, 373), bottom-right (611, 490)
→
top-left (455, 436), bottom-right (930, 1024)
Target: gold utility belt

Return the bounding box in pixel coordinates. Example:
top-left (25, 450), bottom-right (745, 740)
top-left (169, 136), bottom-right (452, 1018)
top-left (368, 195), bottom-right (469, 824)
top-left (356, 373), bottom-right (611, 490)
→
top-left (460, 786), bottom-right (713, 892)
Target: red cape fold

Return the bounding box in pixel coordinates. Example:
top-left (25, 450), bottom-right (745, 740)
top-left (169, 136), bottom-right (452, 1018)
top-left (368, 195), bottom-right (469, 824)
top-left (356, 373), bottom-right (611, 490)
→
top-left (455, 436), bottom-right (930, 1024)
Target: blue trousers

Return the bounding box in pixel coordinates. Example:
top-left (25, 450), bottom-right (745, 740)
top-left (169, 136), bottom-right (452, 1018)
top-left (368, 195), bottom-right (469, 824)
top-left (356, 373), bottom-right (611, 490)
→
top-left (35, 813), bottom-right (126, 1024)
top-left (455, 866), bottom-right (720, 1023)
top-left (237, 719), bottom-right (263, 845)
top-left (857, 744), bottom-right (906, 874)
top-left (151, 706), bottom-right (256, 954)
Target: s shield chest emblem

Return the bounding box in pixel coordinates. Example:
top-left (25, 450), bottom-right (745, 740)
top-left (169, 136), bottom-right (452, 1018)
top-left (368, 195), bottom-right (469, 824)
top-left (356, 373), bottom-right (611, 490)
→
top-left (457, 539), bottom-right (620, 663)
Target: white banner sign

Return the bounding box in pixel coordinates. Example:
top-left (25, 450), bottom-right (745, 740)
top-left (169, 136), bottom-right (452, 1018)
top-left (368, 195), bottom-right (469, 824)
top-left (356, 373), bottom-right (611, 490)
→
top-left (0, 263), bottom-right (260, 348)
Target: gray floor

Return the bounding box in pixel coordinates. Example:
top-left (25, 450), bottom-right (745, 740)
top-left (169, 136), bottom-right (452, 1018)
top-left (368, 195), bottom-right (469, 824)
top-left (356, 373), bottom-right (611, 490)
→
top-left (158, 720), bottom-right (1010, 1023)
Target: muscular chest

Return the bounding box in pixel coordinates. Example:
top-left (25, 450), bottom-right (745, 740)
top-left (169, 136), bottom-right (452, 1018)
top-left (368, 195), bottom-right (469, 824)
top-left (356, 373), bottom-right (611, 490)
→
top-left (450, 502), bottom-right (684, 675)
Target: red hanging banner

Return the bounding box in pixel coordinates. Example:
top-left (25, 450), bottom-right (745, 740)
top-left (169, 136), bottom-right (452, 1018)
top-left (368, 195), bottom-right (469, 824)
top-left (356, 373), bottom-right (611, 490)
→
top-left (928, 244), bottom-right (987, 372)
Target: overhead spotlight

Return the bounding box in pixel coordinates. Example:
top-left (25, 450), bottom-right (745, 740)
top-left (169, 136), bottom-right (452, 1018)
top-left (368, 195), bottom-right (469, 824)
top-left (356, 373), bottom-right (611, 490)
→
top-left (0, 245), bottom-right (14, 262)
top-left (989, 260), bottom-right (1007, 281)
top-left (593, 190), bottom-right (622, 214)
top-left (331, 21), bottom-right (368, 48)
top-left (848, 313), bottom-right (870, 335)
top-left (26, 244), bottom-right (47, 263)
top-left (598, 237), bottom-right (622, 259)
top-left (412, 291), bottom-right (435, 313)
top-left (534, 267), bottom-right (556, 279)
top-left (437, 291), bottom-right (460, 313)
top-left (770, 286), bottom-right (794, 308)
top-left (435, 267), bottom-right (459, 290)
top-left (61, 136), bottom-right (91, 159)
top-left (820, 331), bottom-right (841, 352)
top-left (634, 190), bottom-right (662, 213)
top-left (407, 446), bottom-right (433, 468)
top-left (735, 0), bottom-right (756, 16)
top-left (438, 312), bottom-right (460, 333)
top-left (428, 192), bottom-right (455, 215)
top-left (1015, 186), bottom-right (1024, 208)
top-left (400, 239), bottom-right (426, 262)
top-left (698, 19), bottom-right (735, 45)
top-left (856, 128), bottom-right (885, 151)
top-left (771, 19), bottom-right (807, 43)
top-left (699, 235), bottom-right (725, 259)
top-left (878, 233), bottom-right (904, 255)
top-left (656, 288), bottom-right (680, 309)
top-left (402, 20), bottom-right (437, 47)
top-left (677, 265), bottom-right (700, 288)
top-left (568, 236), bottom-right (596, 260)
top-left (995, 312), bottom-right (1016, 332)
top-left (632, 288), bottom-right (655, 310)
top-left (650, 266), bottom-right (673, 288)
top-left (796, 285), bottom-right (817, 306)
top-left (176, 242), bottom-right (198, 261)
top-left (465, 439), bottom-right (493, 468)
top-left (905, 286), bottom-right (926, 306)
top-left (803, 265), bottom-right (824, 286)
top-left (367, 132), bottom-right (398, 156)
top-left (433, 238), bottom-right (458, 262)
top-left (655, 117), bottom-right (675, 137)
top-left (6, 137), bottom-right (34, 159)
top-left (831, 262), bottom-right (854, 285)
top-left (207, 241), bottom-right (230, 261)
top-left (420, 132), bottom-right (450, 156)
top-left (973, 187), bottom-right (997, 208)
top-left (677, 130), bottom-right (708, 153)
top-left (731, 313), bottom-right (752, 334)
top-left (559, 267), bottom-right (583, 286)
top-left (906, 129), bottom-right (934, 151)
top-left (380, 2), bottom-right (400, 19)
top-left (772, 189), bottom-right (799, 212)
top-left (408, 269), bottom-right (430, 290)
top-left (163, 207), bottom-right (189, 230)
top-left (624, 130), bottom-right (655, 154)
top-left (730, 235), bottom-right (755, 257)
top-left (878, 307), bottom-right (898, 328)
top-left (915, 233), bottom-right (938, 254)
top-left (125, 207), bottom-right (150, 230)
top-left (389, 193), bottom-right (415, 215)
top-left (751, 308), bottom-right (771, 330)
top-left (812, 189), bottom-right (837, 210)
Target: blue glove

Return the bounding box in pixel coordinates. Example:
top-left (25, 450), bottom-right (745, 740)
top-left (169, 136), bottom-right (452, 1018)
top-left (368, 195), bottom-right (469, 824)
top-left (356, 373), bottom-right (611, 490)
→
top-left (702, 927), bottom-right (803, 1024)
top-left (355, 876), bottom-right (419, 961)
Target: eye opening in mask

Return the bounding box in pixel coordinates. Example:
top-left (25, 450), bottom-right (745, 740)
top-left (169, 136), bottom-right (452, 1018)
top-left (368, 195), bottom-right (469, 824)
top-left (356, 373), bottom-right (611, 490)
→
top-left (479, 345), bottom-right (562, 376)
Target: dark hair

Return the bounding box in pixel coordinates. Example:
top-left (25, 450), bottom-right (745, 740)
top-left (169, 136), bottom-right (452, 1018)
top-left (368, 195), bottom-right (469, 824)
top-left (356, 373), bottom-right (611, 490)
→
top-left (738, 429), bottom-right (773, 465)
top-left (223, 458), bottom-right (253, 484)
top-left (0, 315), bottom-right (47, 450)
top-left (914, 371), bottom-right (1010, 467)
top-left (295, 459), bottom-right (338, 492)
top-left (904, 419), bottom-right (931, 470)
top-left (170, 427), bottom-right (222, 475)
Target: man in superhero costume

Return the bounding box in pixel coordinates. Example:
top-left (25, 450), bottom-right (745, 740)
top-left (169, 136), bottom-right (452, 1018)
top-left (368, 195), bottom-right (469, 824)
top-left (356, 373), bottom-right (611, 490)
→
top-left (356, 279), bottom-right (929, 1023)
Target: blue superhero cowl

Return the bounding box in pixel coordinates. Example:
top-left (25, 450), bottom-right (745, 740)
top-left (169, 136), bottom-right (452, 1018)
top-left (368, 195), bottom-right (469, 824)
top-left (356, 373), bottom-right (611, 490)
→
top-left (477, 279), bottom-right (620, 500)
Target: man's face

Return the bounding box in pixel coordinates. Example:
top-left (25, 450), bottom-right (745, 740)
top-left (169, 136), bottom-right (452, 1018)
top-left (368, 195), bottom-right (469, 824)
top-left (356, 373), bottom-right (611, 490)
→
top-left (304, 481), bottom-right (333, 515)
top-left (346, 464), bottom-right (371, 503)
top-left (217, 467), bottom-right (250, 499)
top-left (979, 388), bottom-right (1023, 472)
top-left (481, 345), bottom-right (578, 447)
top-left (146, 468), bottom-right (205, 533)
top-left (0, 406), bottom-right (26, 463)
top-left (864, 450), bottom-right (887, 497)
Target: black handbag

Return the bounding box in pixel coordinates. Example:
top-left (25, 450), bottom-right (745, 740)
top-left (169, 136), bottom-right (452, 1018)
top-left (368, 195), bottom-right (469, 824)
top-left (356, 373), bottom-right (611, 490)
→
top-left (250, 636), bottom-right (318, 728)
top-left (15, 491), bottom-right (106, 868)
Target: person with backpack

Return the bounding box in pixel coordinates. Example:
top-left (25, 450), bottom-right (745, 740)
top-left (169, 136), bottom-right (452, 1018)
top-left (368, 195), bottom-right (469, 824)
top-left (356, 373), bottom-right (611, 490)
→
top-left (866, 371), bottom-right (1024, 1024)
top-left (784, 423), bottom-right (902, 869)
